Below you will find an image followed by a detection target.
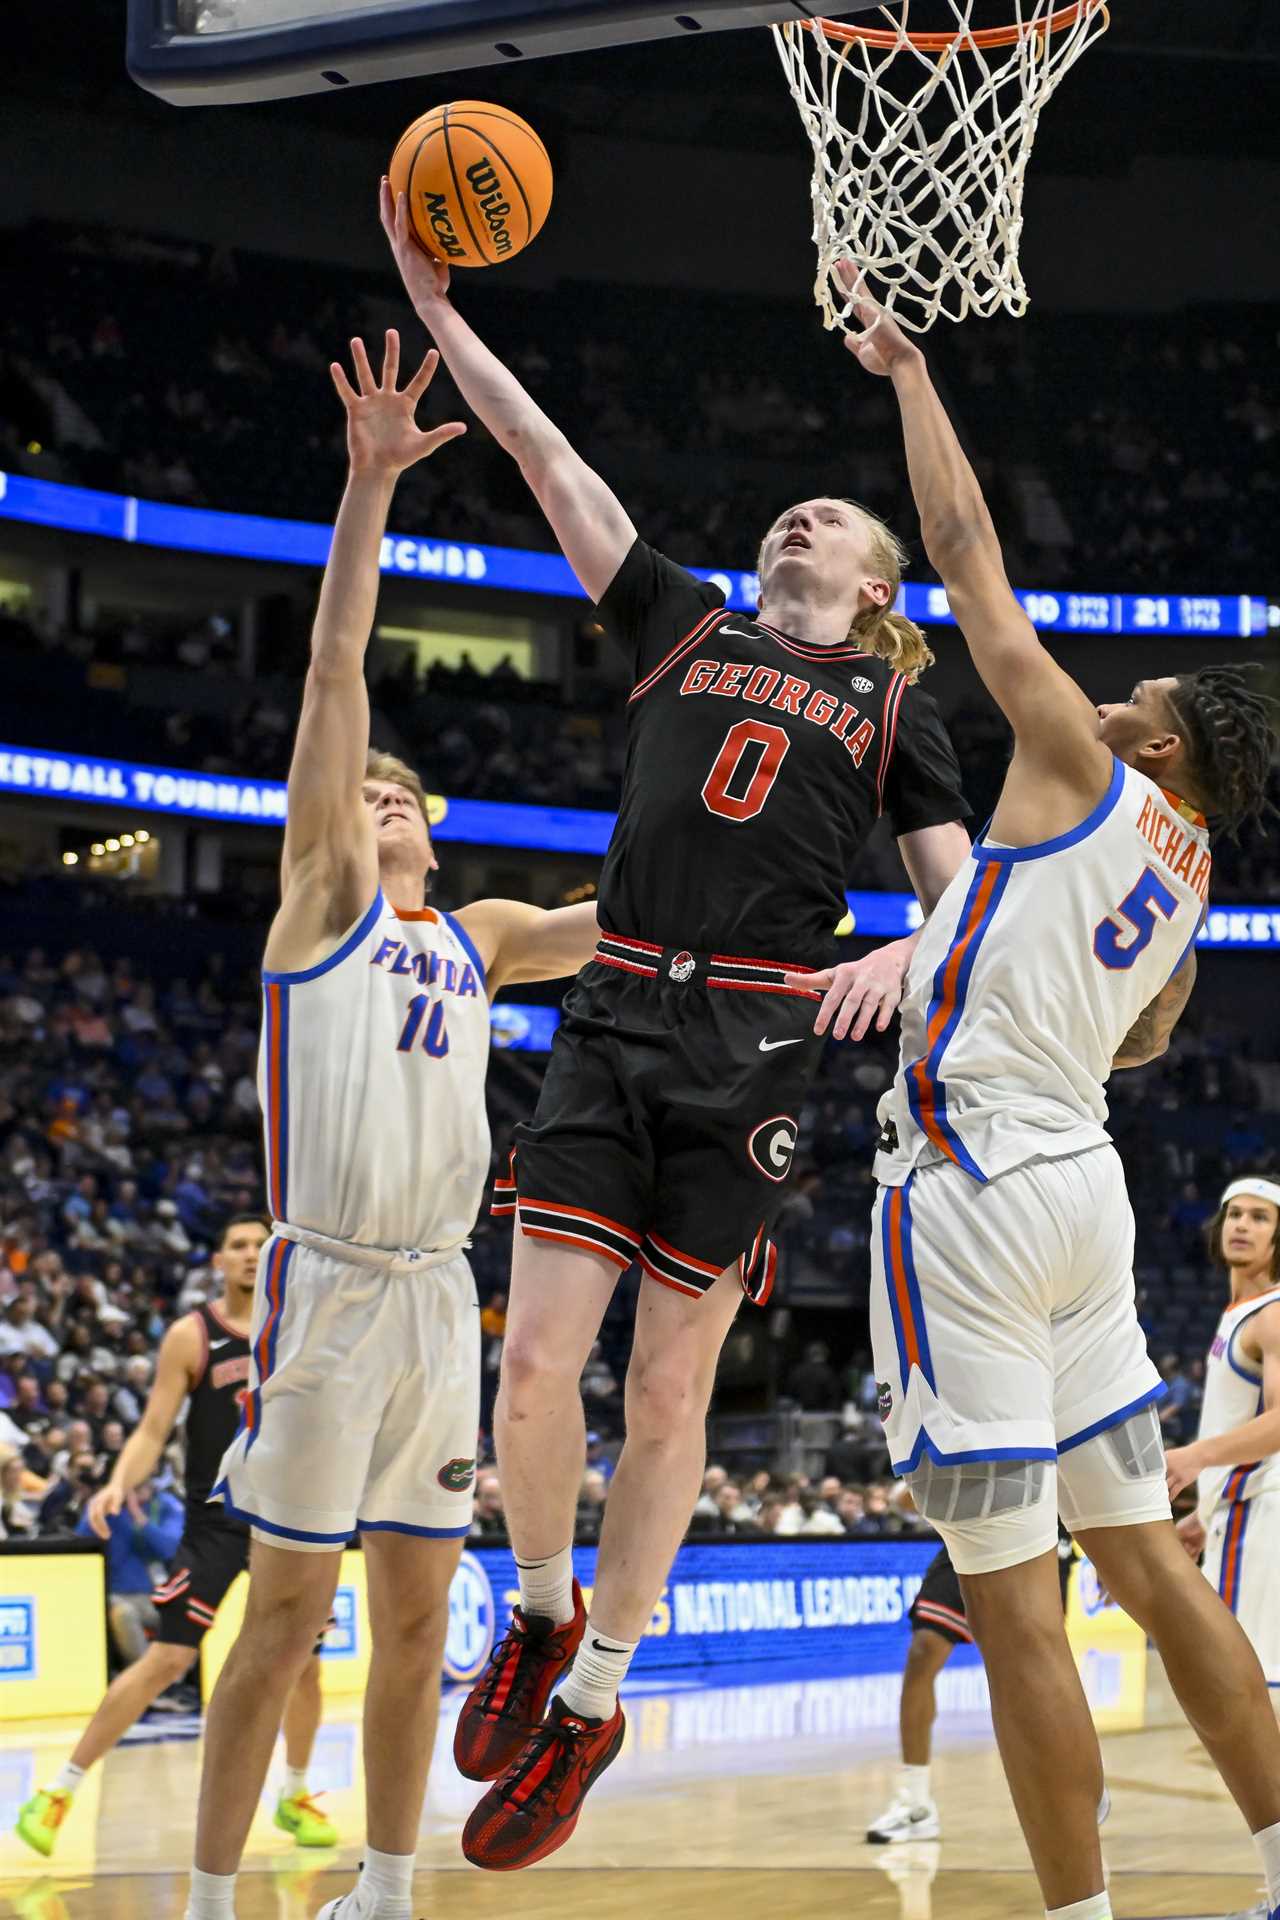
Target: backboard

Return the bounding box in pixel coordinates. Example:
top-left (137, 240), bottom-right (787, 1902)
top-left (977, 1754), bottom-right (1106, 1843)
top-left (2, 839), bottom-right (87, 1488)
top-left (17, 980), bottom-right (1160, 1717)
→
top-left (126, 0), bottom-right (882, 106)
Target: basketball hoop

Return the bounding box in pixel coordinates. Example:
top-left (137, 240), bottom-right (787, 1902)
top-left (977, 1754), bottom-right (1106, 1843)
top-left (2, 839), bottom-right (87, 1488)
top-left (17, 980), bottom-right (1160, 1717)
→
top-left (774, 1), bottom-right (1109, 334)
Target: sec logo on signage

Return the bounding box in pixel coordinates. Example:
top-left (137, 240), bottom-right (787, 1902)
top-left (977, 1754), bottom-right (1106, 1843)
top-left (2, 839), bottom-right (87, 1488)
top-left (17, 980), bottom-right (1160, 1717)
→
top-left (443, 1551), bottom-right (495, 1683)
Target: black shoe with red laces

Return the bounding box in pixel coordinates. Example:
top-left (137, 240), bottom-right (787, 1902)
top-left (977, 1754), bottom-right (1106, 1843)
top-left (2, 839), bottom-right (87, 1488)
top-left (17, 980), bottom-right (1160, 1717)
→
top-left (461, 1693), bottom-right (626, 1871)
top-left (453, 1581), bottom-right (586, 1783)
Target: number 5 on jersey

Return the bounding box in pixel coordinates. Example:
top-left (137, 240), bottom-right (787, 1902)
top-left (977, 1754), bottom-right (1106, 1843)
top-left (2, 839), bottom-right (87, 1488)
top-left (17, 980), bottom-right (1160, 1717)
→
top-left (396, 994), bottom-right (450, 1056)
top-left (1093, 866), bottom-right (1179, 970)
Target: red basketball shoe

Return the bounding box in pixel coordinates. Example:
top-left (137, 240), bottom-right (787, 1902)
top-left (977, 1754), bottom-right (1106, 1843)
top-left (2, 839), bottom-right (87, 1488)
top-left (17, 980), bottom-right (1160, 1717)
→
top-left (453, 1581), bottom-right (586, 1782)
top-left (461, 1694), bottom-right (626, 1871)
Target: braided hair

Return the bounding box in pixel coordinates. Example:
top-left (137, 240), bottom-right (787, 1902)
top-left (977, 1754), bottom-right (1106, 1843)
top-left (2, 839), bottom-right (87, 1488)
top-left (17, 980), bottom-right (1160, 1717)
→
top-left (1166, 664), bottom-right (1279, 837)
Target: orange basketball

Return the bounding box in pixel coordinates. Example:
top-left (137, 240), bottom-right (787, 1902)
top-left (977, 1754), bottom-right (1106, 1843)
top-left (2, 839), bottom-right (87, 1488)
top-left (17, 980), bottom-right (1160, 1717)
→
top-left (388, 101), bottom-right (552, 270)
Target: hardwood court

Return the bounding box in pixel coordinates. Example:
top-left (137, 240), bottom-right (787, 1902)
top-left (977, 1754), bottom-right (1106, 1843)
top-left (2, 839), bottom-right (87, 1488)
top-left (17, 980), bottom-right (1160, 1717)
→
top-left (0, 1659), bottom-right (1269, 1919)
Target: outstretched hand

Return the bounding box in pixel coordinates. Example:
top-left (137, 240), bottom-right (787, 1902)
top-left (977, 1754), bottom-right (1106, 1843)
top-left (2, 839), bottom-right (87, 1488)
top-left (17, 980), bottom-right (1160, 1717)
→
top-left (783, 937), bottom-right (914, 1042)
top-left (834, 261), bottom-right (923, 379)
top-left (380, 177), bottom-right (452, 314)
top-left (330, 330), bottom-right (466, 477)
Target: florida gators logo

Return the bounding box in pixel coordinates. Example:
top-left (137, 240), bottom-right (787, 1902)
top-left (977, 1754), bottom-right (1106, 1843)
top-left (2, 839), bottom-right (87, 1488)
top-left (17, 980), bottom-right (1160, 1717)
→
top-left (747, 1114), bottom-right (798, 1183)
top-left (437, 1457), bottom-right (476, 1493)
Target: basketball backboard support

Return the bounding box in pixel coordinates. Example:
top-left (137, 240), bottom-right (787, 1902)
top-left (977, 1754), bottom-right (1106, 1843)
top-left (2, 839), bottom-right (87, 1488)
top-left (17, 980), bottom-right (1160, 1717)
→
top-left (127, 0), bottom-right (882, 105)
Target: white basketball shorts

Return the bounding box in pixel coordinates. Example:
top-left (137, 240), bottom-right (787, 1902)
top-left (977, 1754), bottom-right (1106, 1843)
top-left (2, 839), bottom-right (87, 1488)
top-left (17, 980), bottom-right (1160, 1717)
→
top-left (870, 1145), bottom-right (1165, 1475)
top-left (1203, 1485), bottom-right (1280, 1688)
top-left (213, 1224), bottom-right (480, 1552)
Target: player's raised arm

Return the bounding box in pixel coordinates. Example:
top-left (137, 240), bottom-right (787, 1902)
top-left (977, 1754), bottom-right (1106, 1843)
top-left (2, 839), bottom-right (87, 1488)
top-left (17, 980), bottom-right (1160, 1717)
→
top-left (840, 268), bottom-right (1109, 809)
top-left (1111, 949), bottom-right (1197, 1071)
top-left (273, 332), bottom-right (465, 951)
top-left (381, 180), bottom-right (636, 603)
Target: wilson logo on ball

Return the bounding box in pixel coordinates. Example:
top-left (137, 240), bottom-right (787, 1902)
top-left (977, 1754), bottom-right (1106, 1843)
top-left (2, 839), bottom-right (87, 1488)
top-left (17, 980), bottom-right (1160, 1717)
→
top-left (465, 157), bottom-right (513, 257)
top-left (747, 1114), bottom-right (799, 1183)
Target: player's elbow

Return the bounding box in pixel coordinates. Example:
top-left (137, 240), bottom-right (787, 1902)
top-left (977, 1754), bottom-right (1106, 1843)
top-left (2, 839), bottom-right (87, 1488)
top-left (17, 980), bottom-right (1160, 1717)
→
top-left (923, 513), bottom-right (993, 575)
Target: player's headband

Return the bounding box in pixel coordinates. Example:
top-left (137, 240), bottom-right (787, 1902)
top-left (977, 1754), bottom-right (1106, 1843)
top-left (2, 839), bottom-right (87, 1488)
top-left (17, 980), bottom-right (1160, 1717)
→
top-left (1220, 1177), bottom-right (1280, 1213)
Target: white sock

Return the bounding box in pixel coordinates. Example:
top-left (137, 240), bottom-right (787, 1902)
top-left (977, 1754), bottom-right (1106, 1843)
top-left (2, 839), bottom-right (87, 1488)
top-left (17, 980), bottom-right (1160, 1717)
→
top-left (185, 1867), bottom-right (237, 1920)
top-left (1254, 1815), bottom-right (1280, 1908)
top-left (515, 1544), bottom-right (575, 1624)
top-left (51, 1761), bottom-right (86, 1795)
top-left (557, 1620), bottom-right (637, 1721)
top-left (356, 1843), bottom-right (414, 1917)
top-left (900, 1762), bottom-right (931, 1806)
top-left (282, 1765), bottom-right (308, 1799)
top-left (1045, 1896), bottom-right (1112, 1920)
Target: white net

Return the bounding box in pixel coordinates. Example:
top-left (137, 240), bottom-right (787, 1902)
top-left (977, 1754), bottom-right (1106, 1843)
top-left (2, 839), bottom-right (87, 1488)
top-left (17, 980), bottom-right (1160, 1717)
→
top-left (773, 1), bottom-right (1110, 334)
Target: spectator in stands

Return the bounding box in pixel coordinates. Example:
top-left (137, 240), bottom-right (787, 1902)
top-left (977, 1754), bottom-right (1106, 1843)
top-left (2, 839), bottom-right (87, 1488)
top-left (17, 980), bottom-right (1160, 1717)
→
top-left (38, 1447), bottom-right (101, 1536)
top-left (585, 1430), bottom-right (615, 1483)
top-left (470, 1471), bottom-right (507, 1540)
top-left (0, 1448), bottom-right (40, 1537)
top-left (580, 1340), bottom-right (620, 1426)
top-left (80, 1473), bottom-right (182, 1666)
top-left (575, 1468), bottom-right (610, 1543)
top-left (797, 1489), bottom-right (846, 1537)
top-left (784, 1341), bottom-right (841, 1411)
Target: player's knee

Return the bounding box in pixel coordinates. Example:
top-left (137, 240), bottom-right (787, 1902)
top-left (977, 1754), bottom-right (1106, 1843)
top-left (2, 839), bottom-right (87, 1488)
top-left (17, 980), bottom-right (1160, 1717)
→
top-left (372, 1592), bottom-right (449, 1669)
top-left (905, 1631), bottom-right (949, 1679)
top-left (150, 1641), bottom-right (197, 1684)
top-left (624, 1349), bottom-right (708, 1441)
top-left (499, 1328), bottom-right (582, 1415)
top-left (240, 1583), bottom-right (333, 1668)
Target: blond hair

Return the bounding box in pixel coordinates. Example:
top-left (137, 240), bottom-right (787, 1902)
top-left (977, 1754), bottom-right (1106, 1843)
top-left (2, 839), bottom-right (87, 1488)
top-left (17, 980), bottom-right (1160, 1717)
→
top-left (364, 749), bottom-right (431, 826)
top-left (757, 498), bottom-right (935, 684)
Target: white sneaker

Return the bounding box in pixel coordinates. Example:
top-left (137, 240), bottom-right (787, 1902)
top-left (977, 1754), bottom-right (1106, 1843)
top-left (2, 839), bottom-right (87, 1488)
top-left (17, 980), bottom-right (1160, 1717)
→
top-left (866, 1794), bottom-right (942, 1843)
top-left (315, 1896), bottom-right (411, 1920)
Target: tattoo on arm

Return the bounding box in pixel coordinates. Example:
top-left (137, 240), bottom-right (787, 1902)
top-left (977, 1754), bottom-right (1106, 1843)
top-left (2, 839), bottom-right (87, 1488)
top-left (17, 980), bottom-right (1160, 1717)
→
top-left (1112, 953), bottom-right (1196, 1069)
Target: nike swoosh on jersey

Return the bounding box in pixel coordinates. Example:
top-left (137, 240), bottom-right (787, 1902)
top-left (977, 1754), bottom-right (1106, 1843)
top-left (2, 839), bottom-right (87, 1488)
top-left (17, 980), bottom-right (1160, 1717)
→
top-left (758, 1037), bottom-right (804, 1052)
top-left (719, 625), bottom-right (762, 639)
top-left (209, 1338), bottom-right (230, 1350)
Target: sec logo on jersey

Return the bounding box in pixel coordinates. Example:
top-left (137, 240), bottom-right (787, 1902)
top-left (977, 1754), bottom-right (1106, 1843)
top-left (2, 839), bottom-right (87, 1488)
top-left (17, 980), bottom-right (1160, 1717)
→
top-left (747, 1114), bottom-right (798, 1183)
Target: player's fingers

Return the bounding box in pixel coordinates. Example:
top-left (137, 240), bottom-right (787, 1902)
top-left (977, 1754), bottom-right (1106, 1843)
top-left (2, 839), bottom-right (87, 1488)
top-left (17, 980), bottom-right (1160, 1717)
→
top-left (350, 336), bottom-right (377, 396)
top-left (329, 362), bottom-right (359, 408)
top-left (874, 987), bottom-right (899, 1033)
top-left (833, 981), bottom-right (871, 1042)
top-left (378, 175), bottom-right (394, 234)
top-left (405, 347), bottom-right (440, 403)
top-left (420, 422), bottom-right (468, 456)
top-left (785, 968), bottom-right (831, 993)
top-left (381, 327), bottom-right (400, 391)
top-left (812, 979), bottom-right (846, 1037)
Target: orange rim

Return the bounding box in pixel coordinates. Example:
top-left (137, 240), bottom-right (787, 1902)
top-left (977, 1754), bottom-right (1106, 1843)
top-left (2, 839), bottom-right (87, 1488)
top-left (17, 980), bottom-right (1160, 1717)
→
top-left (804, 0), bottom-right (1105, 53)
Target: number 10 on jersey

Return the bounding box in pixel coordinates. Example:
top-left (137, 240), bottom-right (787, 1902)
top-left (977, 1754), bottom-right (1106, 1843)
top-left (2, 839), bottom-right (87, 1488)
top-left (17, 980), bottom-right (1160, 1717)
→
top-left (396, 994), bottom-right (449, 1056)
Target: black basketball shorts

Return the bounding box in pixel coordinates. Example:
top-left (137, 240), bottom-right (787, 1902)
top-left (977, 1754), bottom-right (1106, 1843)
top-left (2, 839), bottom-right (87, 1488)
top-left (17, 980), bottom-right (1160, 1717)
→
top-left (492, 934), bottom-right (827, 1306)
top-left (153, 1512), bottom-right (336, 1652)
top-left (153, 1515), bottom-right (250, 1649)
top-left (908, 1535), bottom-right (1075, 1646)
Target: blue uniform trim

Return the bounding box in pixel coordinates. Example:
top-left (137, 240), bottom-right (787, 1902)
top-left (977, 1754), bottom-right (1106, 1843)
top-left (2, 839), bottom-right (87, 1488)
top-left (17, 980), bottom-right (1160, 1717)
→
top-left (905, 860), bottom-right (1010, 1183)
top-left (892, 1428), bottom-right (1059, 1477)
top-left (210, 1480), bottom-right (354, 1545)
top-left (441, 910), bottom-right (488, 998)
top-left (262, 890), bottom-right (384, 984)
top-left (244, 1237), bottom-right (295, 1458)
top-left (356, 1518), bottom-right (472, 1539)
top-left (1056, 1381), bottom-right (1169, 1455)
top-left (972, 756), bottom-right (1124, 864)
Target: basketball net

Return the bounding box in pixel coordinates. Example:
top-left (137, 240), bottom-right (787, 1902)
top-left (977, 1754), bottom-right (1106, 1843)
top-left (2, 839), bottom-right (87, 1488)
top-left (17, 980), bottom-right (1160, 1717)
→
top-left (774, 2), bottom-right (1110, 334)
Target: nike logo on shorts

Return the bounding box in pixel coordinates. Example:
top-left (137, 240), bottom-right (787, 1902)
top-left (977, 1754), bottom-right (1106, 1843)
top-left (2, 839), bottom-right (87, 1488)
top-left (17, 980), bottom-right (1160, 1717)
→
top-left (758, 1037), bottom-right (803, 1052)
top-left (209, 1338), bottom-right (230, 1350)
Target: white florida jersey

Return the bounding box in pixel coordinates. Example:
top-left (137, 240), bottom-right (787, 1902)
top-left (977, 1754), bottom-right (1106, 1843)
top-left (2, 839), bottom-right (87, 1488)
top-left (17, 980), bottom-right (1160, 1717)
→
top-left (259, 891), bottom-right (492, 1252)
top-left (875, 757), bottom-right (1210, 1188)
top-left (1196, 1287), bottom-right (1280, 1525)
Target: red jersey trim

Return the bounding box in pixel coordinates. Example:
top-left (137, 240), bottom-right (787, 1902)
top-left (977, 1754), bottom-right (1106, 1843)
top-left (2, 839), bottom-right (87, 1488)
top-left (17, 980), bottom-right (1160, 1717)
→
top-left (629, 607), bottom-right (728, 705)
top-left (875, 672), bottom-right (907, 817)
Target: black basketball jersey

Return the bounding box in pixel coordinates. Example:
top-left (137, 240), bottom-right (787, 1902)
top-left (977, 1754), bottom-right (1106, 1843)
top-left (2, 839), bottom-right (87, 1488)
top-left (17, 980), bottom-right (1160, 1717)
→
top-left (595, 541), bottom-right (971, 963)
top-left (184, 1301), bottom-right (251, 1527)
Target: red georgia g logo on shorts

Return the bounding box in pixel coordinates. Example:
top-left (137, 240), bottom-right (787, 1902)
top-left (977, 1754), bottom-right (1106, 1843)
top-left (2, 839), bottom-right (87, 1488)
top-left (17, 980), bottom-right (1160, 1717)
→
top-left (747, 1114), bottom-right (799, 1183)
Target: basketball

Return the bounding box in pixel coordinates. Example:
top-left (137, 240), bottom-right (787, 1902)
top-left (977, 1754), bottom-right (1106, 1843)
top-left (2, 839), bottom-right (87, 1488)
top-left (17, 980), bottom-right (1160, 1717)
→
top-left (388, 101), bottom-right (552, 270)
